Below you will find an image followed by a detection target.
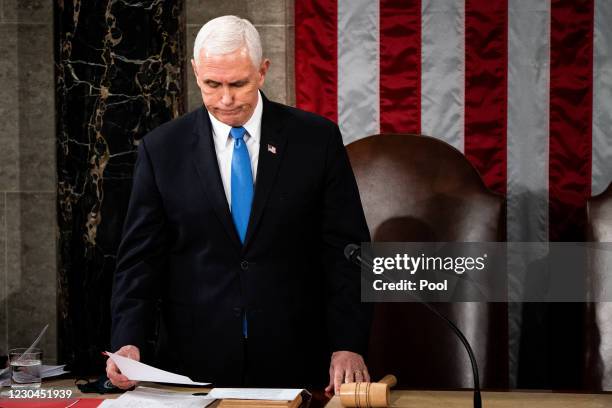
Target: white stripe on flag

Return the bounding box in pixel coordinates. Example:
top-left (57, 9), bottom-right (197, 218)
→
top-left (421, 0), bottom-right (465, 151)
top-left (506, 0), bottom-right (550, 388)
top-left (507, 0), bottom-right (550, 243)
top-left (592, 0), bottom-right (612, 195)
top-left (337, 0), bottom-right (380, 144)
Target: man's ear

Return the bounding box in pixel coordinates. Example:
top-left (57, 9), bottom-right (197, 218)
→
top-left (191, 59), bottom-right (200, 86)
top-left (258, 59), bottom-right (271, 87)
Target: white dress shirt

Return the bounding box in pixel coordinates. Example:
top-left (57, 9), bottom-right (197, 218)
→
top-left (208, 91), bottom-right (263, 207)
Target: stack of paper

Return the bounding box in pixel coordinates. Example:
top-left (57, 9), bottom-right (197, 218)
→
top-left (98, 386), bottom-right (215, 408)
top-left (209, 388), bottom-right (306, 408)
top-left (100, 387), bottom-right (307, 408)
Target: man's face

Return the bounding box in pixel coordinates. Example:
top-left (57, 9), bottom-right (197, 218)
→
top-left (191, 47), bottom-right (269, 127)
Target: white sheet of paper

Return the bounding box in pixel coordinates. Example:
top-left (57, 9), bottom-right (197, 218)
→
top-left (97, 386), bottom-right (214, 408)
top-left (208, 388), bottom-right (303, 401)
top-left (41, 364), bottom-right (66, 374)
top-left (41, 364), bottom-right (70, 378)
top-left (106, 352), bottom-right (210, 386)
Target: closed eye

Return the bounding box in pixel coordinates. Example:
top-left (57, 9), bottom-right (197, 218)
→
top-left (204, 80), bottom-right (221, 88)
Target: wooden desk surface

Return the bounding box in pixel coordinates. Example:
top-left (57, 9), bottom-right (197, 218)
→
top-left (36, 379), bottom-right (612, 408)
top-left (325, 389), bottom-right (612, 408)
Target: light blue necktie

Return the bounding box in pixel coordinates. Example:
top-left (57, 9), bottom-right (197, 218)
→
top-left (230, 126), bottom-right (253, 339)
top-left (230, 126), bottom-right (253, 244)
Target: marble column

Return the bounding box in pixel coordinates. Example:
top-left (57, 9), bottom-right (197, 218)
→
top-left (55, 0), bottom-right (185, 373)
top-left (0, 1), bottom-right (57, 364)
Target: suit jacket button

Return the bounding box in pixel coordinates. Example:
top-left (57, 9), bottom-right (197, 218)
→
top-left (240, 260), bottom-right (249, 271)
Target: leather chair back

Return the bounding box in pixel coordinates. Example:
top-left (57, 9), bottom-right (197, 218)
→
top-left (588, 183), bottom-right (612, 242)
top-left (347, 134), bottom-right (507, 389)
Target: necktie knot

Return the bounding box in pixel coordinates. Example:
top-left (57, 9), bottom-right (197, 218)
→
top-left (230, 126), bottom-right (247, 141)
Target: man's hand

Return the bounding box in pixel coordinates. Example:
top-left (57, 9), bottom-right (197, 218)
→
top-left (105, 345), bottom-right (141, 390)
top-left (325, 350), bottom-right (370, 394)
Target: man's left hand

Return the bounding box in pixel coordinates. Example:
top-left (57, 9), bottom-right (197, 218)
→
top-left (325, 350), bottom-right (370, 394)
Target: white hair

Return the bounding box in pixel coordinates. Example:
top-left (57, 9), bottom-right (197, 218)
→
top-left (193, 15), bottom-right (263, 67)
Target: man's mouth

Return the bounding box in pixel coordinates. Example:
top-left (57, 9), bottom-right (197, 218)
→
top-left (217, 108), bottom-right (242, 115)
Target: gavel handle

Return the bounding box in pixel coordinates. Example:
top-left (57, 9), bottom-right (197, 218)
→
top-left (378, 374), bottom-right (397, 388)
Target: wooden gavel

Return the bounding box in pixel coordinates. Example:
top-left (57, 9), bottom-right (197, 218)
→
top-left (339, 374), bottom-right (397, 407)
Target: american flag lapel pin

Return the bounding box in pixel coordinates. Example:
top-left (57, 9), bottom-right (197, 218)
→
top-left (267, 144), bottom-right (277, 154)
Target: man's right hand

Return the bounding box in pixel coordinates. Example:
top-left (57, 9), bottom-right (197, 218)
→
top-left (106, 345), bottom-right (140, 390)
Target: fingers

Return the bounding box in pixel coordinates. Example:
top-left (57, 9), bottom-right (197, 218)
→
top-left (328, 351), bottom-right (372, 394)
top-left (106, 359), bottom-right (135, 389)
top-left (108, 371), bottom-right (137, 389)
top-left (333, 366), bottom-right (344, 394)
top-left (113, 379), bottom-right (137, 390)
top-left (105, 357), bottom-right (119, 380)
top-left (325, 366), bottom-right (334, 393)
top-left (327, 368), bottom-right (371, 395)
top-left (105, 345), bottom-right (140, 390)
top-left (343, 368), bottom-right (369, 384)
top-left (344, 368), bottom-right (356, 384)
top-left (116, 345), bottom-right (140, 361)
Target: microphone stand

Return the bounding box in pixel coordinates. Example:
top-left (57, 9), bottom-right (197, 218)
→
top-left (345, 244), bottom-right (482, 408)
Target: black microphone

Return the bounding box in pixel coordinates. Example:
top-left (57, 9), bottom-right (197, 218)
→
top-left (344, 243), bottom-right (362, 265)
top-left (345, 243), bottom-right (483, 408)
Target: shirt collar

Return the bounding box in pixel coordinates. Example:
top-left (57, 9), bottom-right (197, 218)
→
top-left (208, 90), bottom-right (263, 152)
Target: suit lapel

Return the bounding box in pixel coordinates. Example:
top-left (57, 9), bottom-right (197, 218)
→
top-left (243, 97), bottom-right (287, 249)
top-left (191, 107), bottom-right (242, 249)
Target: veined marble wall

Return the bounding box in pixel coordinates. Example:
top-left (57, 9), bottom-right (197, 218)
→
top-left (0, 1), bottom-right (57, 363)
top-left (55, 0), bottom-right (185, 373)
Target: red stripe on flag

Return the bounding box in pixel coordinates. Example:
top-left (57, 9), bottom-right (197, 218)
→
top-left (295, 0), bottom-right (338, 123)
top-left (549, 0), bottom-right (594, 241)
top-left (379, 0), bottom-right (421, 134)
top-left (464, 0), bottom-right (508, 195)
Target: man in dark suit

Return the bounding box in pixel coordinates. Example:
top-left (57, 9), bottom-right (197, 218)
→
top-left (107, 15), bottom-right (371, 393)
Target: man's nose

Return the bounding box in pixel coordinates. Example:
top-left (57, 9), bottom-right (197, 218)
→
top-left (221, 86), bottom-right (233, 105)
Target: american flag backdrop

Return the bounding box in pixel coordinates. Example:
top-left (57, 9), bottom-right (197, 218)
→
top-left (295, 0), bottom-right (612, 243)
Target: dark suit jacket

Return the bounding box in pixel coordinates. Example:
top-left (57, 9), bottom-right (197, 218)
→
top-left (111, 95), bottom-right (371, 388)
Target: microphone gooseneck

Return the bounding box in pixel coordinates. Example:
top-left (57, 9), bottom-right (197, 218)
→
top-left (345, 243), bottom-right (482, 408)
